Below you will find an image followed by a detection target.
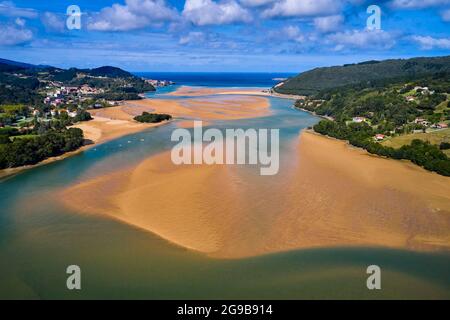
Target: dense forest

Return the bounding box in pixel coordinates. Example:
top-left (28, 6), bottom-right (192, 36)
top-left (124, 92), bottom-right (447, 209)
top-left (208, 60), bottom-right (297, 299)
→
top-left (134, 112), bottom-right (172, 123)
top-left (0, 126), bottom-right (84, 169)
top-left (276, 55), bottom-right (450, 95)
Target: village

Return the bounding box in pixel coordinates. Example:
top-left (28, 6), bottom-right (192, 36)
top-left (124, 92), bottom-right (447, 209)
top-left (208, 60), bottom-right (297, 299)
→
top-left (1, 76), bottom-right (174, 129)
top-left (295, 83), bottom-right (450, 146)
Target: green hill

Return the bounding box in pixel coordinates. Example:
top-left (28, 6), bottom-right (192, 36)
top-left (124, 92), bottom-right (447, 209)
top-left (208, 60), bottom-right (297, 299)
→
top-left (89, 66), bottom-right (133, 78)
top-left (0, 58), bottom-right (156, 104)
top-left (275, 56), bottom-right (450, 96)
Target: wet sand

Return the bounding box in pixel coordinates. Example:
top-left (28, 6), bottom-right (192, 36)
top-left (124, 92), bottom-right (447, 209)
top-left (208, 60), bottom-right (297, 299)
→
top-left (168, 86), bottom-right (269, 97)
top-left (61, 129), bottom-right (450, 259)
top-left (71, 114), bottom-right (167, 145)
top-left (122, 96), bottom-right (271, 120)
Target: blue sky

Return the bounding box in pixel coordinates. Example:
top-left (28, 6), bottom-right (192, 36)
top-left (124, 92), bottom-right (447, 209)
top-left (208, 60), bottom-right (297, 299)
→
top-left (0, 0), bottom-right (449, 72)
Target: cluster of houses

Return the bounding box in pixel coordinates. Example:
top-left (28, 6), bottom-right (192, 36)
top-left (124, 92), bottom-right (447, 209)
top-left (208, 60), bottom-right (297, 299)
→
top-left (352, 116), bottom-right (368, 123)
top-left (350, 116), bottom-right (448, 142)
top-left (144, 79), bottom-right (174, 87)
top-left (405, 86), bottom-right (435, 102)
top-left (30, 106), bottom-right (78, 119)
top-left (414, 118), bottom-right (448, 129)
top-left (43, 84), bottom-right (105, 108)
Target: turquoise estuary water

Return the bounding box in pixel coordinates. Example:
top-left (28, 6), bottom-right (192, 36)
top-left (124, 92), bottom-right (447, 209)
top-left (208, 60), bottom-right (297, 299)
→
top-left (0, 80), bottom-right (450, 299)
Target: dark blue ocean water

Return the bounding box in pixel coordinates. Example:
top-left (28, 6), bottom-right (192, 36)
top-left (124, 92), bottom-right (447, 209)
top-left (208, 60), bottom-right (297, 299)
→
top-left (134, 72), bottom-right (296, 88)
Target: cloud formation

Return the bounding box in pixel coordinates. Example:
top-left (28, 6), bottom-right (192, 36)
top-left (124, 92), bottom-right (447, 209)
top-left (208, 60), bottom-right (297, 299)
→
top-left (183, 0), bottom-right (252, 26)
top-left (0, 23), bottom-right (32, 45)
top-left (262, 0), bottom-right (343, 18)
top-left (0, 1), bottom-right (37, 18)
top-left (314, 15), bottom-right (344, 33)
top-left (327, 29), bottom-right (396, 50)
top-left (239, 0), bottom-right (276, 7)
top-left (389, 0), bottom-right (450, 9)
top-left (88, 0), bottom-right (178, 31)
top-left (411, 35), bottom-right (450, 49)
top-left (41, 12), bottom-right (65, 32)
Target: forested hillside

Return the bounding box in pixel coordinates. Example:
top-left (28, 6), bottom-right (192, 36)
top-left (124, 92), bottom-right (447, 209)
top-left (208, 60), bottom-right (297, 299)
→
top-left (275, 56), bottom-right (450, 96)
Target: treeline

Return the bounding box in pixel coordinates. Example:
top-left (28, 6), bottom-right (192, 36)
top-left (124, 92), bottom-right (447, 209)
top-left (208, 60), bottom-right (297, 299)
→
top-left (314, 120), bottom-right (450, 176)
top-left (94, 92), bottom-right (142, 101)
top-left (134, 112), bottom-right (172, 123)
top-left (0, 127), bottom-right (84, 169)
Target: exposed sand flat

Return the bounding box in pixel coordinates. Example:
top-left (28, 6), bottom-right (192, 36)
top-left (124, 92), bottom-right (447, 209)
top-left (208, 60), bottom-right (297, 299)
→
top-left (169, 85), bottom-right (306, 100)
top-left (61, 130), bottom-right (450, 259)
top-left (73, 91), bottom-right (271, 144)
top-left (71, 115), bottom-right (167, 145)
top-left (72, 91), bottom-right (270, 145)
top-left (272, 132), bottom-right (450, 252)
top-left (168, 86), bottom-right (269, 97)
top-left (122, 96), bottom-right (271, 120)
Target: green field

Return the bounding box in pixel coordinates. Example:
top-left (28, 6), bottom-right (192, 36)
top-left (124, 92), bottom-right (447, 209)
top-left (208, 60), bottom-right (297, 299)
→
top-left (382, 128), bottom-right (450, 157)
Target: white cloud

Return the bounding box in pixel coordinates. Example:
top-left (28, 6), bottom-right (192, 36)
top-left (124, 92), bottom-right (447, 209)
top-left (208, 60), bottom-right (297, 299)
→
top-left (179, 31), bottom-right (206, 44)
top-left (183, 0), bottom-right (252, 26)
top-left (239, 0), bottom-right (276, 7)
top-left (313, 15), bottom-right (343, 33)
top-left (41, 12), bottom-right (65, 32)
top-left (282, 25), bottom-right (305, 43)
top-left (0, 1), bottom-right (37, 18)
top-left (389, 0), bottom-right (450, 9)
top-left (0, 24), bottom-right (32, 46)
top-left (88, 0), bottom-right (178, 31)
top-left (441, 8), bottom-right (450, 21)
top-left (262, 0), bottom-right (343, 19)
top-left (327, 29), bottom-right (396, 50)
top-left (411, 35), bottom-right (450, 49)
top-left (14, 17), bottom-right (25, 27)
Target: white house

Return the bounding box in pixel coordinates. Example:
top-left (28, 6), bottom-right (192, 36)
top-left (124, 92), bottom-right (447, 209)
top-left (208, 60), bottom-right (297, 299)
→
top-left (352, 117), bottom-right (367, 123)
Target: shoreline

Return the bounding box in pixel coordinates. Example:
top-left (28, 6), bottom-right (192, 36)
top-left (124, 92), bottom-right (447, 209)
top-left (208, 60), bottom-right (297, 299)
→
top-left (294, 106), bottom-right (334, 121)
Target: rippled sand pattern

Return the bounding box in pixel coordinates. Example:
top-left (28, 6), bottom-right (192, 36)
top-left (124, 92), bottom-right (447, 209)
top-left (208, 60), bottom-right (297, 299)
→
top-left (61, 129), bottom-right (450, 258)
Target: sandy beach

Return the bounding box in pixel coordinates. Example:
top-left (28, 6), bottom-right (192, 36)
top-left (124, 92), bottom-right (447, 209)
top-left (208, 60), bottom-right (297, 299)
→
top-left (122, 95), bottom-right (271, 120)
top-left (61, 128), bottom-right (450, 258)
top-left (168, 86), bottom-right (269, 97)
